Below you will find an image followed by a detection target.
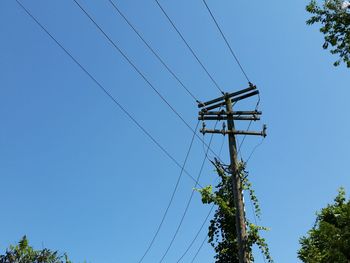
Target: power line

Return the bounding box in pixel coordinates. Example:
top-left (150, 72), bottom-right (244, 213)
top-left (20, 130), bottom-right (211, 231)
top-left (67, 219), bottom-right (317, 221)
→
top-left (14, 3), bottom-right (214, 262)
top-left (99, 2), bottom-right (223, 260)
top-left (177, 204), bottom-right (215, 262)
top-left (175, 122), bottom-right (224, 262)
top-left (154, 0), bottom-right (224, 94)
top-left (201, 0), bottom-right (251, 83)
top-left (71, 0), bottom-right (222, 162)
top-left (218, 134), bottom-right (226, 157)
top-left (190, 225), bottom-right (209, 262)
top-left (14, 0), bottom-right (201, 187)
top-left (245, 137), bottom-right (265, 164)
top-left (201, 106), bottom-right (223, 161)
top-left (108, 0), bottom-right (199, 103)
top-left (176, 204), bottom-right (215, 263)
top-left (176, 123), bottom-right (226, 262)
top-left (158, 121), bottom-right (218, 262)
top-left (237, 120), bottom-right (253, 157)
top-left (138, 121), bottom-right (200, 263)
top-left (16, 1), bottom-right (265, 262)
top-left (237, 95), bottom-right (260, 156)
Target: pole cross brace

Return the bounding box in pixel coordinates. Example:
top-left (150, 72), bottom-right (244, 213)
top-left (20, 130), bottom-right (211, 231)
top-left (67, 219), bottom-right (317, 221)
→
top-left (197, 83), bottom-right (257, 108)
top-left (198, 116), bottom-right (260, 121)
top-left (199, 110), bottom-right (262, 116)
top-left (200, 125), bottom-right (267, 137)
top-left (200, 90), bottom-right (259, 112)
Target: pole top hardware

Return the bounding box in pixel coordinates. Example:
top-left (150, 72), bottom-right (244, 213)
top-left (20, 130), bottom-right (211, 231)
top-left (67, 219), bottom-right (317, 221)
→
top-left (197, 83), bottom-right (257, 109)
top-left (199, 90), bottom-right (259, 112)
top-left (262, 124), bottom-right (267, 138)
top-left (197, 84), bottom-right (267, 139)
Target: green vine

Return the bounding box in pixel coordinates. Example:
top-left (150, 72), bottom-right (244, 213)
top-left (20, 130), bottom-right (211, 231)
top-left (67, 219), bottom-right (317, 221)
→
top-left (197, 159), bottom-right (273, 263)
top-left (239, 162), bottom-right (261, 219)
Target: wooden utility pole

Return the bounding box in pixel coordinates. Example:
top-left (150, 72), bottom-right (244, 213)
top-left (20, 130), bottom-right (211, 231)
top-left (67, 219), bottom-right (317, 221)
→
top-left (197, 84), bottom-right (266, 263)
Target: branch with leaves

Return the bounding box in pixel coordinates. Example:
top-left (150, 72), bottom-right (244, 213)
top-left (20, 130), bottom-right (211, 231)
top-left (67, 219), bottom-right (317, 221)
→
top-left (306, 0), bottom-right (350, 67)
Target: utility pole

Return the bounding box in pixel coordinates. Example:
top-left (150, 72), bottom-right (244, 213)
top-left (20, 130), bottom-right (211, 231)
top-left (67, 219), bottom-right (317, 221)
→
top-left (197, 83), bottom-right (266, 263)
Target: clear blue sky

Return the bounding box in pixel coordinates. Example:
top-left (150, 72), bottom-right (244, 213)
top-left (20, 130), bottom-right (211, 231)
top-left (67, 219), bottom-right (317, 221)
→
top-left (1, 0), bottom-right (349, 262)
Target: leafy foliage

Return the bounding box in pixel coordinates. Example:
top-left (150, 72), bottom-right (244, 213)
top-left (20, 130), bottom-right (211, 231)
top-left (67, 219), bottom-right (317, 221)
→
top-left (298, 188), bottom-right (350, 262)
top-left (197, 159), bottom-right (272, 263)
top-left (0, 236), bottom-right (72, 263)
top-left (306, 0), bottom-right (350, 67)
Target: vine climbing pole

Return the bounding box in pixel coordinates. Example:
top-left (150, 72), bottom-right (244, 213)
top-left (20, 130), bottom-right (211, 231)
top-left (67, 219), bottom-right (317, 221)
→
top-left (198, 83), bottom-right (266, 263)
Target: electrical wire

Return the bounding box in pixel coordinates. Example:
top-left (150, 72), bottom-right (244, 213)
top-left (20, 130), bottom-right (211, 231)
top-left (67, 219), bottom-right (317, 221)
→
top-left (190, 232), bottom-right (208, 263)
top-left (108, 0), bottom-right (199, 103)
top-left (218, 134), bottom-right (226, 157)
top-left (201, 0), bottom-right (251, 83)
top-left (24, 0), bottom-right (224, 260)
top-left (14, 3), bottom-right (212, 261)
top-left (138, 121), bottom-right (200, 263)
top-left (154, 0), bottom-right (224, 94)
top-left (14, 0), bottom-right (202, 187)
top-left (201, 106), bottom-right (225, 161)
top-left (176, 121), bottom-right (225, 262)
top-left (16, 1), bottom-right (266, 261)
top-left (237, 95), bottom-right (261, 156)
top-left (245, 137), bottom-right (265, 165)
top-left (158, 121), bottom-right (218, 262)
top-left (177, 204), bottom-right (215, 262)
top-left (201, 127), bottom-right (216, 161)
top-left (71, 0), bottom-right (222, 163)
top-left (237, 120), bottom-right (253, 157)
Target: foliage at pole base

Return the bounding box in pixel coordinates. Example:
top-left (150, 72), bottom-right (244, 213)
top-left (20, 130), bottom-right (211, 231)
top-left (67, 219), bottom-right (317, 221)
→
top-left (196, 159), bottom-right (273, 263)
top-left (298, 188), bottom-right (350, 263)
top-left (0, 236), bottom-right (72, 263)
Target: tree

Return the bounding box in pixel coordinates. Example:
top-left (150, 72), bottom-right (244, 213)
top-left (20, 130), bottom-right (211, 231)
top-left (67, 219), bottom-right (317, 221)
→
top-left (197, 159), bottom-right (273, 263)
top-left (0, 236), bottom-right (72, 263)
top-left (306, 0), bottom-right (350, 67)
top-left (298, 188), bottom-right (350, 263)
